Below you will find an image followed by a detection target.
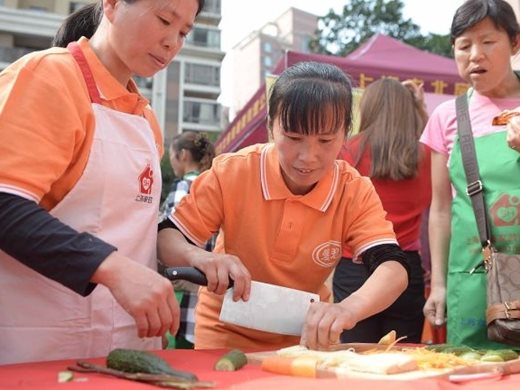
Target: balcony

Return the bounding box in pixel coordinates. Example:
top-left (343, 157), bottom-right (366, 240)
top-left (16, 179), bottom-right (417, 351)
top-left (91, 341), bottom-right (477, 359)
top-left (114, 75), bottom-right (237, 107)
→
top-left (183, 98), bottom-right (221, 132)
top-left (185, 26), bottom-right (220, 50)
top-left (197, 0), bottom-right (221, 24)
top-left (0, 6), bottom-right (63, 37)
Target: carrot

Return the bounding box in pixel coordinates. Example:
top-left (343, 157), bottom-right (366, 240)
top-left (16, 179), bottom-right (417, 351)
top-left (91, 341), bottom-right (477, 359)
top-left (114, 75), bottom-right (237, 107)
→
top-left (261, 356), bottom-right (318, 378)
top-left (261, 356), bottom-right (294, 376)
top-left (291, 356), bottom-right (318, 378)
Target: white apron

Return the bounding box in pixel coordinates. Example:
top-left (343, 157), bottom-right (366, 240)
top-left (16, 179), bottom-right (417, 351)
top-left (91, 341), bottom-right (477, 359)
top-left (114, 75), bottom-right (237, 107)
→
top-left (0, 43), bottom-right (162, 364)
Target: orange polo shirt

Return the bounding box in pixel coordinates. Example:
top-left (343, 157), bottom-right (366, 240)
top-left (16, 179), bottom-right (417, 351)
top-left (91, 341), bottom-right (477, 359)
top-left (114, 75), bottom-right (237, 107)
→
top-left (171, 143), bottom-right (397, 350)
top-left (0, 37), bottom-right (162, 210)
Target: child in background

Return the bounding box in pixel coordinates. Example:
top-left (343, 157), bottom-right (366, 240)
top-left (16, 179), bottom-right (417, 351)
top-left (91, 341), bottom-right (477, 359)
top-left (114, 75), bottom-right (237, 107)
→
top-left (159, 131), bottom-right (215, 349)
top-left (158, 61), bottom-right (410, 351)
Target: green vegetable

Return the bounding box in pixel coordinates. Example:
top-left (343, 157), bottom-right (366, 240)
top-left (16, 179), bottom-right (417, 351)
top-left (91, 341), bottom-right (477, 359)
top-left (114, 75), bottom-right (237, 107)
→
top-left (480, 353), bottom-right (505, 363)
top-left (106, 348), bottom-right (198, 381)
top-left (459, 351), bottom-right (483, 361)
top-left (442, 346), bottom-right (474, 356)
top-left (57, 370), bottom-right (74, 383)
top-left (214, 349), bottom-right (248, 371)
top-left (482, 349), bottom-right (519, 362)
top-left (425, 344), bottom-right (453, 353)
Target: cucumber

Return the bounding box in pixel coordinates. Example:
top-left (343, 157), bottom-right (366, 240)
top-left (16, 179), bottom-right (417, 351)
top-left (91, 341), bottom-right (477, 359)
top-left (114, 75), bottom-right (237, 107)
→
top-left (480, 353), bottom-right (504, 363)
top-left (425, 343), bottom-right (453, 352)
top-left (459, 351), bottom-right (483, 361)
top-left (214, 349), bottom-right (248, 371)
top-left (481, 349), bottom-right (519, 362)
top-left (106, 348), bottom-right (198, 381)
top-left (442, 346), bottom-right (474, 356)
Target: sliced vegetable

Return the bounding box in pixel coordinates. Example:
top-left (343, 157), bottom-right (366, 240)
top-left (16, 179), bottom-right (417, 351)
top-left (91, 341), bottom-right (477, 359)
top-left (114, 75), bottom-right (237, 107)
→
top-left (57, 370), bottom-right (74, 383)
top-left (378, 330), bottom-right (396, 345)
top-left (291, 356), bottom-right (318, 377)
top-left (261, 356), bottom-right (294, 376)
top-left (214, 349), bottom-right (247, 371)
top-left (261, 355), bottom-right (317, 378)
top-left (458, 351), bottom-right (483, 361)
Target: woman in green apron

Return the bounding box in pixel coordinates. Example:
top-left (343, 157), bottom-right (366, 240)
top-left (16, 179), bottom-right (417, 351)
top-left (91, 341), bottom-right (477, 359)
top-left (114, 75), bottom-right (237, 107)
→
top-left (420, 0), bottom-right (520, 349)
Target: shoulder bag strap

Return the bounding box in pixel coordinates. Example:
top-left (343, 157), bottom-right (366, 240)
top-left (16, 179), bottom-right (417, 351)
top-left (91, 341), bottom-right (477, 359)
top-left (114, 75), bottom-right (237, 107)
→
top-left (455, 94), bottom-right (491, 247)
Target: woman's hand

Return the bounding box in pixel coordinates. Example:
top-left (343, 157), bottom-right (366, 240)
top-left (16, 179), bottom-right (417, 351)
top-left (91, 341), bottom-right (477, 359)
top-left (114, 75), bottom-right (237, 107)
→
top-left (423, 284), bottom-right (447, 326)
top-left (402, 79), bottom-right (425, 107)
top-left (300, 301), bottom-right (357, 350)
top-left (157, 228), bottom-right (251, 301)
top-left (191, 251), bottom-right (251, 301)
top-left (92, 252), bottom-right (180, 338)
top-left (506, 116), bottom-right (520, 151)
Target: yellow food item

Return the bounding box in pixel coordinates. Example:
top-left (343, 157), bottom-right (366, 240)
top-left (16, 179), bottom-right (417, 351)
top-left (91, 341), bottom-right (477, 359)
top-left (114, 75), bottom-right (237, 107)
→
top-left (378, 330), bottom-right (397, 345)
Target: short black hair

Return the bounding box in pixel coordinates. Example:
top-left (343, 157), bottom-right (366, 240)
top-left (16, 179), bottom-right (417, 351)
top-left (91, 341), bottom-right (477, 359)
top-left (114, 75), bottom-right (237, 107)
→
top-left (268, 61), bottom-right (353, 136)
top-left (450, 0), bottom-right (520, 44)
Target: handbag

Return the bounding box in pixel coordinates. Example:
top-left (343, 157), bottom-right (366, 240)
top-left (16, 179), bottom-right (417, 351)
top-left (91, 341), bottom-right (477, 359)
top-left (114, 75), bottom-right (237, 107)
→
top-left (456, 94), bottom-right (520, 345)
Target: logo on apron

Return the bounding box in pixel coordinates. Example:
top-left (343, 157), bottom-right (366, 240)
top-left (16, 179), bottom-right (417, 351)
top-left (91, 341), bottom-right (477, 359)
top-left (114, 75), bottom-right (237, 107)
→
top-left (136, 163), bottom-right (154, 203)
top-left (490, 194), bottom-right (520, 226)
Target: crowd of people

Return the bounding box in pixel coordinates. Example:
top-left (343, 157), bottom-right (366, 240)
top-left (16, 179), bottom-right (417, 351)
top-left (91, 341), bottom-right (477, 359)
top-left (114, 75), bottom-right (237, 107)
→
top-left (0, 0), bottom-right (519, 365)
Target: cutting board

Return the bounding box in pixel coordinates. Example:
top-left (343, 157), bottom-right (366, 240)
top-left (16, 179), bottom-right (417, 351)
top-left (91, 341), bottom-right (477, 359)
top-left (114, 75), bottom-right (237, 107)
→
top-left (246, 344), bottom-right (520, 381)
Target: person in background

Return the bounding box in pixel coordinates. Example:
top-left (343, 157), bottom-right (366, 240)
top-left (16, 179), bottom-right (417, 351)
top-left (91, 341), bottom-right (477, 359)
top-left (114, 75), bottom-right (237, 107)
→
top-left (159, 131), bottom-right (215, 349)
top-left (334, 78), bottom-right (431, 343)
top-left (421, 0), bottom-right (520, 348)
top-left (157, 61), bottom-right (410, 351)
top-left (0, 0), bottom-right (204, 365)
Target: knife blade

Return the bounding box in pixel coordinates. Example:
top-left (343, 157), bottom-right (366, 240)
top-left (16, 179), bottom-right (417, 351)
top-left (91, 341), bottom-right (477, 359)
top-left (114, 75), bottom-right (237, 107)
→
top-left (219, 281), bottom-right (319, 336)
top-left (163, 267), bottom-right (319, 336)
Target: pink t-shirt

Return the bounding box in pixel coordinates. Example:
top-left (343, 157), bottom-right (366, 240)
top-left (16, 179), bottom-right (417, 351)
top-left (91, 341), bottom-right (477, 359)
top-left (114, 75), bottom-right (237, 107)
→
top-left (420, 90), bottom-right (520, 160)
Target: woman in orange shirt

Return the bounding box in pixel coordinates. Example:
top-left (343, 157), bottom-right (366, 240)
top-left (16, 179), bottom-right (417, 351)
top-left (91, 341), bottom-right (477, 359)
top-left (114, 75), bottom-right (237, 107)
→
top-left (0, 0), bottom-right (203, 364)
top-left (158, 62), bottom-right (410, 351)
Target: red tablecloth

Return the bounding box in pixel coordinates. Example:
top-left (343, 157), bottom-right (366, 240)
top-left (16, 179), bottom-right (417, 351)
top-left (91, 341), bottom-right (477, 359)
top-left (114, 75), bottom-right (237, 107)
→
top-left (1, 349), bottom-right (519, 390)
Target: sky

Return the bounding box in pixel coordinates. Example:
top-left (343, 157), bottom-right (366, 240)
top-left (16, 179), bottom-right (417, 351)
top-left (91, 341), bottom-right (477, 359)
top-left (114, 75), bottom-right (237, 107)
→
top-left (218, 0), bottom-right (465, 108)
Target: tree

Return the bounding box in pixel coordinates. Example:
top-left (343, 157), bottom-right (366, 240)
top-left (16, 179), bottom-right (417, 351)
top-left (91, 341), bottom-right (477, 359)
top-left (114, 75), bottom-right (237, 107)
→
top-left (309, 0), bottom-right (452, 58)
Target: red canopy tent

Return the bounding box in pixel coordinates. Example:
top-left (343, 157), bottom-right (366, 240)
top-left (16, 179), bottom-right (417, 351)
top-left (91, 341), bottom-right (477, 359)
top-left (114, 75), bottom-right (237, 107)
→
top-left (216, 34), bottom-right (468, 154)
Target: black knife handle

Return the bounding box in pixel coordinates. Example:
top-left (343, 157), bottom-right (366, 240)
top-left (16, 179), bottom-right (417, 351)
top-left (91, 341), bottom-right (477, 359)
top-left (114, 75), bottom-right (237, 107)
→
top-left (163, 267), bottom-right (234, 288)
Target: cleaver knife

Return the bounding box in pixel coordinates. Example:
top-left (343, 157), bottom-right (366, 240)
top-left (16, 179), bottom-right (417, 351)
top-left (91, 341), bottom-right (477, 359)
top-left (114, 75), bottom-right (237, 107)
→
top-left (163, 266), bottom-right (319, 336)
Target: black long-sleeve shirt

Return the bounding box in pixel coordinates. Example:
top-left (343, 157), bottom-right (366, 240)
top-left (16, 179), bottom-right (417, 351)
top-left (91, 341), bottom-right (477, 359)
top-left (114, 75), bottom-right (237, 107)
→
top-left (0, 192), bottom-right (116, 296)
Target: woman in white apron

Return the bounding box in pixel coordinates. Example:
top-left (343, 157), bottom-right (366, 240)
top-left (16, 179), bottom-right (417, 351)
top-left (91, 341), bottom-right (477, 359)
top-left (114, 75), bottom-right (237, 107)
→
top-left (0, 0), bottom-right (203, 365)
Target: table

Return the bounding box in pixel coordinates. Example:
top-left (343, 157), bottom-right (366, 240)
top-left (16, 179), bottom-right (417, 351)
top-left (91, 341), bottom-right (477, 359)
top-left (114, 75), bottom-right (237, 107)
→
top-left (1, 349), bottom-right (519, 390)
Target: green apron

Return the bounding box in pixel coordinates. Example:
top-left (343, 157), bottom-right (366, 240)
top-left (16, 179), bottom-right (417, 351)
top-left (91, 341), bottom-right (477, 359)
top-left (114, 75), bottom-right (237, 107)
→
top-left (448, 94), bottom-right (520, 348)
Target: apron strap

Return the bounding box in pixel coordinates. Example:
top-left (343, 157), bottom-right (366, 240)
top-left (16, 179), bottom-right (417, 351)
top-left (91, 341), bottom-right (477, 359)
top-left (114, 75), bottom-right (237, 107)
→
top-left (67, 42), bottom-right (102, 104)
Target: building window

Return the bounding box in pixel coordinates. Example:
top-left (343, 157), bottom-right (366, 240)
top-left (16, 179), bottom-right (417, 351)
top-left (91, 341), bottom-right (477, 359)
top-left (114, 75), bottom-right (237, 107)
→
top-left (183, 100), bottom-right (220, 125)
top-left (185, 63), bottom-right (220, 87)
top-left (264, 56), bottom-right (273, 67)
top-left (186, 27), bottom-right (221, 49)
top-left (301, 35), bottom-right (312, 53)
top-left (202, 0), bottom-right (221, 14)
top-left (264, 42), bottom-right (272, 53)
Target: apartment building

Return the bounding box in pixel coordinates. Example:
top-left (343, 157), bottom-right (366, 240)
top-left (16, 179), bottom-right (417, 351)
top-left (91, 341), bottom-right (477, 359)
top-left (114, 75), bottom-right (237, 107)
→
top-left (231, 7), bottom-right (317, 116)
top-left (0, 0), bottom-right (224, 143)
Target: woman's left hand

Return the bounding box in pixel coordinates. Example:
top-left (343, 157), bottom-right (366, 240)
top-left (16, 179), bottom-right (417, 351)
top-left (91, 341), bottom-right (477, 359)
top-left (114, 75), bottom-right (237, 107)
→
top-left (506, 116), bottom-right (520, 151)
top-left (300, 301), bottom-right (357, 350)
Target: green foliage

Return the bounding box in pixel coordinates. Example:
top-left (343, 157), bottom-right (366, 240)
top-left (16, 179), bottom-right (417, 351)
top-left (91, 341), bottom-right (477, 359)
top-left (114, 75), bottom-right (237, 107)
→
top-left (160, 148), bottom-right (174, 204)
top-left (406, 33), bottom-right (453, 58)
top-left (309, 0), bottom-right (452, 58)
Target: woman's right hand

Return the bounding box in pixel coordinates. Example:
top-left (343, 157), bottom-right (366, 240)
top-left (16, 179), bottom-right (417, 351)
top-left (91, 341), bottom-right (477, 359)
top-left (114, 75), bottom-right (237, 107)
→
top-left (191, 251), bottom-right (251, 302)
top-left (92, 252), bottom-right (180, 339)
top-left (423, 285), bottom-right (447, 326)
